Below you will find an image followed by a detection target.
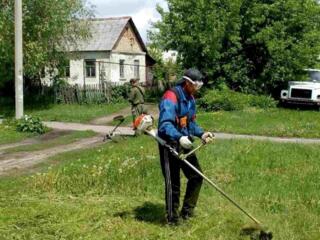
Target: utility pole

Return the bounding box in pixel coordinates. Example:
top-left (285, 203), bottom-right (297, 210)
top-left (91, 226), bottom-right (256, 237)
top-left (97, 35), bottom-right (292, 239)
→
top-left (15, 0), bottom-right (24, 119)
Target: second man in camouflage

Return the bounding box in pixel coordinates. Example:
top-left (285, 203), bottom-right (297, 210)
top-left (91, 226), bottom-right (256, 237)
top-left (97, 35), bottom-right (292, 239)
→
top-left (129, 78), bottom-right (146, 125)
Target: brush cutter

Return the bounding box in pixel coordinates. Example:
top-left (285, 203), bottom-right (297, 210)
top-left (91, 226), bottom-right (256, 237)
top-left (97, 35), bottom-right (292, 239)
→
top-left (103, 115), bottom-right (125, 141)
top-left (134, 114), bottom-right (273, 240)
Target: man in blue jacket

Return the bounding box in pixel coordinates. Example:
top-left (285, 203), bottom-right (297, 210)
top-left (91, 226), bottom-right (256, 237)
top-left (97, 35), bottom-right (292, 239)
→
top-left (158, 68), bottom-right (214, 225)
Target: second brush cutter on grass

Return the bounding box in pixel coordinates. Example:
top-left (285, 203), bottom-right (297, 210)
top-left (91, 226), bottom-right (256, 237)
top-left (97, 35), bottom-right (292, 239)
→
top-left (134, 114), bottom-right (273, 240)
top-left (103, 115), bottom-right (125, 141)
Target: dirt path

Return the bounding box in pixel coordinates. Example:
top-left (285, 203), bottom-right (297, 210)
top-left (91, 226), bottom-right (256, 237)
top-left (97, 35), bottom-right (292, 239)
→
top-left (43, 122), bottom-right (135, 136)
top-left (89, 104), bottom-right (159, 126)
top-left (0, 130), bottom-right (72, 152)
top-left (0, 136), bottom-right (104, 176)
top-left (43, 121), bottom-right (320, 145)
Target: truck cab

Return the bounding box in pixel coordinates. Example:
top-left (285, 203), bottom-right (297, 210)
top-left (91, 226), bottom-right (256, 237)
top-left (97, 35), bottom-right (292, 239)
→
top-left (280, 69), bottom-right (320, 107)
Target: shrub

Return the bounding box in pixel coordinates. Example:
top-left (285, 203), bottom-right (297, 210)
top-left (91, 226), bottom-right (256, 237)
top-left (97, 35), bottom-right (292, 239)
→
top-left (249, 94), bottom-right (277, 109)
top-left (198, 89), bottom-right (277, 111)
top-left (110, 84), bottom-right (130, 103)
top-left (144, 87), bottom-right (164, 102)
top-left (16, 115), bottom-right (47, 134)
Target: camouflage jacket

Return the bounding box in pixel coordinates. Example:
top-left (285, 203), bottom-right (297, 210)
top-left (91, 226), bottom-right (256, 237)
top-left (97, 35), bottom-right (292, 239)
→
top-left (129, 86), bottom-right (145, 106)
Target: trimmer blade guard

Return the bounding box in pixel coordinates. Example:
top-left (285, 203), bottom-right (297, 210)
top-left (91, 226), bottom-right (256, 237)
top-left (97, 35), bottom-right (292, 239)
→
top-left (241, 225), bottom-right (273, 240)
top-left (113, 115), bottom-right (125, 122)
top-left (259, 231), bottom-right (273, 240)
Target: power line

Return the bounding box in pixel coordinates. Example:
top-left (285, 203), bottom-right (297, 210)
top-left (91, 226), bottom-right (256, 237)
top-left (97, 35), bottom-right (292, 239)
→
top-left (95, 60), bottom-right (156, 69)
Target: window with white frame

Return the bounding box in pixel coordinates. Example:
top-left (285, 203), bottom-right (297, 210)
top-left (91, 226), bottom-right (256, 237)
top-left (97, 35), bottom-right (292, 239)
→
top-left (134, 60), bottom-right (140, 79)
top-left (85, 59), bottom-right (96, 77)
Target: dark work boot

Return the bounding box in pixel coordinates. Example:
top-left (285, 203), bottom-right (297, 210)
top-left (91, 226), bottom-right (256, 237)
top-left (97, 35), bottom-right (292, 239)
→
top-left (167, 215), bottom-right (180, 226)
top-left (180, 208), bottom-right (194, 221)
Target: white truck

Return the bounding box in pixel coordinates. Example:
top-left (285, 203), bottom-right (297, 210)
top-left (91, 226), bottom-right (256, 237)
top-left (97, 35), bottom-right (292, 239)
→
top-left (280, 69), bottom-right (320, 107)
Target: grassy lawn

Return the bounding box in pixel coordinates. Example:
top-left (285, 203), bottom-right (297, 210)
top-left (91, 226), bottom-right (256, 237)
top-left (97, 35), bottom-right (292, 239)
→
top-left (2, 130), bottom-right (97, 154)
top-left (198, 108), bottom-right (320, 138)
top-left (1, 102), bottom-right (128, 123)
top-left (26, 103), bottom-right (129, 123)
top-left (0, 136), bottom-right (319, 239)
top-left (0, 123), bottom-right (36, 145)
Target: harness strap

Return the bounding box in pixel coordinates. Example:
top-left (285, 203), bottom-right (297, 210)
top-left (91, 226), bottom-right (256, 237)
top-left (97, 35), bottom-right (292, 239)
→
top-left (170, 87), bottom-right (189, 129)
top-left (136, 86), bottom-right (145, 97)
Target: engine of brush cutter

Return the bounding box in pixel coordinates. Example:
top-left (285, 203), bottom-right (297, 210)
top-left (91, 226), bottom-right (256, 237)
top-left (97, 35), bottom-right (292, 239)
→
top-left (134, 114), bottom-right (154, 131)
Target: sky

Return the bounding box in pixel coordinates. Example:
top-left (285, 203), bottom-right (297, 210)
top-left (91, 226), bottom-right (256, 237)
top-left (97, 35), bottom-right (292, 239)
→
top-left (88, 0), bottom-right (168, 43)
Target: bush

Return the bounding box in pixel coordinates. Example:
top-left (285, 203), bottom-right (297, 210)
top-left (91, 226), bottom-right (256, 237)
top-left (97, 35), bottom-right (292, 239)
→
top-left (110, 84), bottom-right (130, 103)
top-left (144, 87), bottom-right (164, 102)
top-left (16, 115), bottom-right (47, 134)
top-left (249, 94), bottom-right (278, 109)
top-left (198, 89), bottom-right (277, 111)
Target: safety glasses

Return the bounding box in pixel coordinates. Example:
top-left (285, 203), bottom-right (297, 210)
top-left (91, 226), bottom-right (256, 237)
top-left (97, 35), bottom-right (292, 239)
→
top-left (183, 76), bottom-right (203, 90)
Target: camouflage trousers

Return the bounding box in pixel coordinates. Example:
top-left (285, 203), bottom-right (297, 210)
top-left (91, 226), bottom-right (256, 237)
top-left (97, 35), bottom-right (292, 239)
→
top-left (131, 103), bottom-right (145, 123)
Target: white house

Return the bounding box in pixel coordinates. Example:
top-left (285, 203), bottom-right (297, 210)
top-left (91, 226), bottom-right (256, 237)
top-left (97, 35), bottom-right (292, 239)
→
top-left (43, 17), bottom-right (155, 86)
top-left (162, 50), bottom-right (178, 63)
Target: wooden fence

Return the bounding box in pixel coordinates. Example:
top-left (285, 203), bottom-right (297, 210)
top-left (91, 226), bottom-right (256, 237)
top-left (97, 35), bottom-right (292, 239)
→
top-left (54, 83), bottom-right (126, 104)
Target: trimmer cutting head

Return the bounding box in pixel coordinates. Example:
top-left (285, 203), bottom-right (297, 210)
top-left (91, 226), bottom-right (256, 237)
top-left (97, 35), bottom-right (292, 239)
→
top-left (103, 115), bottom-right (125, 141)
top-left (113, 115), bottom-right (125, 122)
top-left (259, 231), bottom-right (273, 240)
top-left (241, 224), bottom-right (273, 240)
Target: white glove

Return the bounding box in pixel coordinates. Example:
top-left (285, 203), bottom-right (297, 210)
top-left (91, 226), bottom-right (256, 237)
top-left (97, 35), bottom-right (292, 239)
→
top-left (179, 136), bottom-right (193, 149)
top-left (201, 132), bottom-right (214, 143)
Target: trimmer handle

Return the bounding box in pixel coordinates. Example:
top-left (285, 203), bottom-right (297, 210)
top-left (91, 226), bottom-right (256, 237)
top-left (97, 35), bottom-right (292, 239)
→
top-left (179, 142), bottom-right (205, 160)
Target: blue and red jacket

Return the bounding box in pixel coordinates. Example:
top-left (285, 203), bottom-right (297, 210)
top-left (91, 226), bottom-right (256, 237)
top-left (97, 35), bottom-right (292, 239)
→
top-left (158, 85), bottom-right (204, 142)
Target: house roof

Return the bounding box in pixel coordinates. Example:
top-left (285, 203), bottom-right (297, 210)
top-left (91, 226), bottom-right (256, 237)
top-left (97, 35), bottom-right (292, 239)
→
top-left (68, 17), bottom-right (147, 52)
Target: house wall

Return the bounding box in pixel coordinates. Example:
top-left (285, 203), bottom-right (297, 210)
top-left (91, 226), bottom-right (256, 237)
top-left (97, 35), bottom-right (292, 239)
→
top-left (40, 52), bottom-right (111, 86)
top-left (65, 51), bottom-right (146, 85)
top-left (162, 50), bottom-right (178, 63)
top-left (109, 52), bottom-right (146, 84)
top-left (109, 23), bottom-right (147, 84)
top-left (41, 51), bottom-right (147, 86)
top-left (68, 52), bottom-right (110, 86)
top-left (114, 25), bottom-right (144, 53)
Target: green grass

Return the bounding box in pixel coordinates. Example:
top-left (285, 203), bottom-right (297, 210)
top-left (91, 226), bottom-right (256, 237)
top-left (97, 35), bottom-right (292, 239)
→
top-left (198, 107), bottom-right (320, 138)
top-left (26, 103), bottom-right (129, 123)
top-left (0, 102), bottom-right (128, 145)
top-left (0, 123), bottom-right (35, 145)
top-left (0, 136), bottom-right (319, 239)
top-left (3, 130), bottom-right (97, 154)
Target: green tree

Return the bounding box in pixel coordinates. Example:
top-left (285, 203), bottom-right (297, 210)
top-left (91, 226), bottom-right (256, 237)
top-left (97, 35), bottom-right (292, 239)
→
top-left (150, 0), bottom-right (320, 95)
top-left (0, 0), bottom-right (93, 93)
